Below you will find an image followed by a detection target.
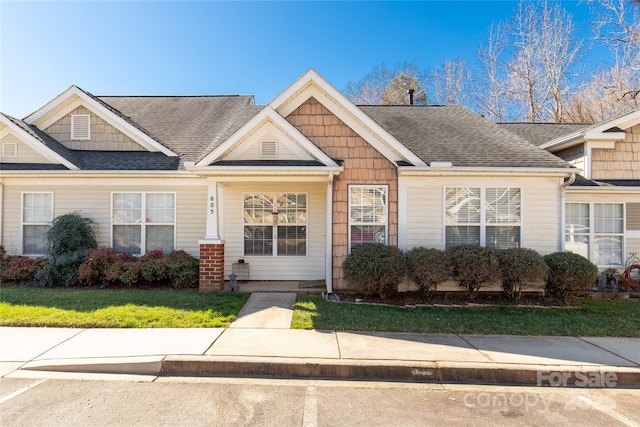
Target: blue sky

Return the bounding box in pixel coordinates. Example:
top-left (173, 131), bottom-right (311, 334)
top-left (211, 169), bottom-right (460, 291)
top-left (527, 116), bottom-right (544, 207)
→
top-left (1, 1), bottom-right (603, 117)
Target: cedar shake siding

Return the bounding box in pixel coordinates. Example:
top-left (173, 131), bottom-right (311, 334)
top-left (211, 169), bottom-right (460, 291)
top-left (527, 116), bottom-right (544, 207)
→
top-left (591, 123), bottom-right (640, 180)
top-left (286, 97), bottom-right (398, 290)
top-left (45, 106), bottom-right (144, 151)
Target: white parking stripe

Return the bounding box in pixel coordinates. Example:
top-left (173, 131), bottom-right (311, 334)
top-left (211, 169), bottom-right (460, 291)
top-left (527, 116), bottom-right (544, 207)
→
top-left (302, 385), bottom-right (318, 427)
top-left (0, 379), bottom-right (46, 404)
top-left (577, 395), bottom-right (637, 427)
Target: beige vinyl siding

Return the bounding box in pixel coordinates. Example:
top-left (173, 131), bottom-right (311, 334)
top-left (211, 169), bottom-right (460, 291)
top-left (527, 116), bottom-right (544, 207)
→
top-left (1, 177), bottom-right (207, 257)
top-left (222, 181), bottom-right (326, 281)
top-left (45, 106), bottom-right (146, 151)
top-left (591, 123), bottom-right (640, 180)
top-left (1, 136), bottom-right (53, 163)
top-left (401, 176), bottom-right (563, 255)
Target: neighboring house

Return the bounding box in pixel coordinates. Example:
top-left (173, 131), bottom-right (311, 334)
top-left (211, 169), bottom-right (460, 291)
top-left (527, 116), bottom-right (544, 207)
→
top-left (501, 109), bottom-right (640, 269)
top-left (1, 69), bottom-right (635, 293)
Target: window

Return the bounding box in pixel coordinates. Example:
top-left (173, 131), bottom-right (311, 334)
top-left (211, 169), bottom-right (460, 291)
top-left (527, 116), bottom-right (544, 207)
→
top-left (112, 192), bottom-right (175, 254)
top-left (243, 193), bottom-right (306, 256)
top-left (22, 192), bottom-right (53, 255)
top-left (349, 185), bottom-right (387, 251)
top-left (566, 203), bottom-right (624, 266)
top-left (71, 114), bottom-right (90, 140)
top-left (445, 187), bottom-right (521, 250)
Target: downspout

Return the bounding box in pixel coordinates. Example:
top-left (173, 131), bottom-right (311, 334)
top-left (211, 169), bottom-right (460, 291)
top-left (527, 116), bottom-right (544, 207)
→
top-left (560, 172), bottom-right (576, 251)
top-left (325, 172), bottom-right (334, 294)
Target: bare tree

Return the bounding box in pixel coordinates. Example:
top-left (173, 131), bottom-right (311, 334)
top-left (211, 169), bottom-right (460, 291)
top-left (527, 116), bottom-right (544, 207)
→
top-left (431, 58), bottom-right (470, 105)
top-left (473, 22), bottom-right (509, 121)
top-left (344, 61), bottom-right (428, 105)
top-left (565, 0), bottom-right (639, 121)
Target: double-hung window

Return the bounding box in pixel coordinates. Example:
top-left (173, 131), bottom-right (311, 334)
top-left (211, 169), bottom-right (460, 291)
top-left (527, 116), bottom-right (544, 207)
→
top-left (565, 203), bottom-right (624, 266)
top-left (22, 192), bottom-right (53, 255)
top-left (349, 185), bottom-right (388, 251)
top-left (243, 193), bottom-right (307, 256)
top-left (445, 187), bottom-right (521, 249)
top-left (112, 192), bottom-right (175, 254)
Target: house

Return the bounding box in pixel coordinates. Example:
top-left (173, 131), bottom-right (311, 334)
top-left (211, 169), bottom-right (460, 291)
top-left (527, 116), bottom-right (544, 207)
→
top-left (1, 69), bottom-right (637, 292)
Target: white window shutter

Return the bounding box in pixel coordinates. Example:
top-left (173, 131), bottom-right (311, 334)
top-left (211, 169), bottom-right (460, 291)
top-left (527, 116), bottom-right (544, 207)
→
top-left (71, 114), bottom-right (90, 140)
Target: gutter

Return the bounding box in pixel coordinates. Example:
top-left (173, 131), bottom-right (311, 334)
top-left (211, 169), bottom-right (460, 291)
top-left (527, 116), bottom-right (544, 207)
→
top-left (559, 173), bottom-right (576, 252)
top-left (398, 166), bottom-right (575, 177)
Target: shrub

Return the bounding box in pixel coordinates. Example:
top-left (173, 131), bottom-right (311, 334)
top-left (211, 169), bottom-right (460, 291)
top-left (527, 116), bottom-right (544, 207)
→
top-left (165, 250), bottom-right (199, 289)
top-left (342, 243), bottom-right (405, 298)
top-left (544, 251), bottom-right (598, 304)
top-left (0, 245), bottom-right (7, 278)
top-left (496, 248), bottom-right (549, 301)
top-left (78, 248), bottom-right (123, 287)
top-left (405, 247), bottom-right (452, 298)
top-left (450, 244), bottom-right (501, 300)
top-left (1, 256), bottom-right (44, 284)
top-left (36, 212), bottom-right (97, 287)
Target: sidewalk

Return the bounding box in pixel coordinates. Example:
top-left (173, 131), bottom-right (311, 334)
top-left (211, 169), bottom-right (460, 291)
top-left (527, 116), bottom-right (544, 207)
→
top-left (1, 293), bottom-right (639, 387)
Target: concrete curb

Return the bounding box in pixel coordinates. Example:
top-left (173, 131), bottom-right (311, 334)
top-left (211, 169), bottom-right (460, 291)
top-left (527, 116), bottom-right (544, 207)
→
top-left (21, 356), bottom-right (164, 376)
top-left (160, 356), bottom-right (640, 388)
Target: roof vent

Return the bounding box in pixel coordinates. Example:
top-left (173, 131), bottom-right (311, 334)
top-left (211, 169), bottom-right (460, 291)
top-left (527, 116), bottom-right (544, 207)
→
top-left (2, 141), bottom-right (18, 158)
top-left (408, 89), bottom-right (415, 105)
top-left (71, 114), bottom-right (91, 140)
top-left (260, 141), bottom-right (278, 158)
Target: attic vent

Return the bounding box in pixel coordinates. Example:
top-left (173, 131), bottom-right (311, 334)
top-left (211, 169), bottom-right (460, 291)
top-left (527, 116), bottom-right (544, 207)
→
top-left (260, 141), bottom-right (278, 158)
top-left (71, 114), bottom-right (91, 140)
top-left (2, 142), bottom-right (18, 158)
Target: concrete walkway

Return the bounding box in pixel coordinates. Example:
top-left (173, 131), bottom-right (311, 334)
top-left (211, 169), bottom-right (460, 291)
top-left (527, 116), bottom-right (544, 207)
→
top-left (1, 292), bottom-right (639, 387)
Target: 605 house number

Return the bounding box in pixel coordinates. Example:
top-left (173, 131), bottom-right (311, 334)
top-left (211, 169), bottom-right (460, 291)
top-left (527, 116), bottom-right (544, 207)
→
top-left (209, 196), bottom-right (215, 215)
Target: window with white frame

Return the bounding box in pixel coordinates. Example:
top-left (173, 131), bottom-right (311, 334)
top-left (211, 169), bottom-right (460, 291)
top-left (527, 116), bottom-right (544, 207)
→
top-left (71, 114), bottom-right (90, 140)
top-left (566, 202), bottom-right (624, 266)
top-left (112, 192), bottom-right (175, 255)
top-left (243, 193), bottom-right (307, 256)
top-left (445, 187), bottom-right (521, 250)
top-left (22, 192), bottom-right (53, 255)
top-left (349, 185), bottom-right (387, 251)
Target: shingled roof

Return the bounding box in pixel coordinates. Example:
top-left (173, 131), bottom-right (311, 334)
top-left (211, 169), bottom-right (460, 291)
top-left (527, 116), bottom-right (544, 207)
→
top-left (498, 122), bottom-right (592, 147)
top-left (98, 95), bottom-right (262, 166)
top-left (360, 105), bottom-right (572, 168)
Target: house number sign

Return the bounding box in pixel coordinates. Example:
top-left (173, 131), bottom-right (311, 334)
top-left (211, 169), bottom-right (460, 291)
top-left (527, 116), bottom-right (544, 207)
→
top-left (209, 196), bottom-right (215, 215)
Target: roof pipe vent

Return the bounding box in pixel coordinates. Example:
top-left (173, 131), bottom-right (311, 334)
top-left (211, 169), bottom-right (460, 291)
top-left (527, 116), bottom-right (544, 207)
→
top-left (408, 89), bottom-right (415, 105)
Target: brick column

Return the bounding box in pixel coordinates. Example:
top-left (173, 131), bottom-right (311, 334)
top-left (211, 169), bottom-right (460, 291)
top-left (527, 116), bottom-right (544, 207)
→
top-left (199, 242), bottom-right (225, 292)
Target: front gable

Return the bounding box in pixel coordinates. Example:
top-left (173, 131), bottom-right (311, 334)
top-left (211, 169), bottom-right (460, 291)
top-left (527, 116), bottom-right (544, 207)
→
top-left (195, 106), bottom-right (339, 168)
top-left (25, 86), bottom-right (177, 157)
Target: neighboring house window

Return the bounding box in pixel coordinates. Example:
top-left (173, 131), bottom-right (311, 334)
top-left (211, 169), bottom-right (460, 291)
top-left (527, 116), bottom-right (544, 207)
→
top-left (445, 187), bottom-right (521, 250)
top-left (349, 185), bottom-right (388, 251)
top-left (566, 203), bottom-right (624, 266)
top-left (243, 193), bottom-right (307, 256)
top-left (112, 192), bottom-right (175, 255)
top-left (22, 192), bottom-right (53, 255)
top-left (71, 114), bottom-right (90, 140)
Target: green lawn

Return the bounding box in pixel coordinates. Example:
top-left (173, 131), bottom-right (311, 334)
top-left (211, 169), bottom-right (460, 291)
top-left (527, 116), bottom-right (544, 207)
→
top-left (292, 294), bottom-right (640, 337)
top-left (0, 287), bottom-right (249, 328)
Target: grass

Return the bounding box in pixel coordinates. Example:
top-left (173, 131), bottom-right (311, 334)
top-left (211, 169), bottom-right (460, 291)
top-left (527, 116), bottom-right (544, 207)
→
top-left (291, 294), bottom-right (640, 337)
top-left (0, 287), bottom-right (250, 328)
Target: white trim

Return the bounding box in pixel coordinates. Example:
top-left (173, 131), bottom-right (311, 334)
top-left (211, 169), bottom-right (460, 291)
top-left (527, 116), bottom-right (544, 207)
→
top-left (196, 106), bottom-right (338, 167)
top-left (269, 69), bottom-right (427, 167)
top-left (70, 114), bottom-right (90, 140)
top-left (110, 191), bottom-right (177, 255)
top-left (398, 166), bottom-right (574, 177)
top-left (21, 191), bottom-right (53, 256)
top-left (347, 184), bottom-right (389, 254)
top-left (325, 172), bottom-right (334, 293)
top-left (0, 114), bottom-right (79, 170)
top-left (397, 179), bottom-right (408, 251)
top-left (241, 191), bottom-right (309, 258)
top-left (25, 86), bottom-right (177, 157)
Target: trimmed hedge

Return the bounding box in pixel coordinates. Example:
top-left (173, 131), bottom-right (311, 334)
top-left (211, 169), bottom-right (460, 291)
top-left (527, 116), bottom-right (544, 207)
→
top-left (342, 243), bottom-right (406, 298)
top-left (544, 251), bottom-right (598, 304)
top-left (497, 248), bottom-right (549, 301)
top-left (451, 244), bottom-right (501, 300)
top-left (406, 247), bottom-right (452, 298)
